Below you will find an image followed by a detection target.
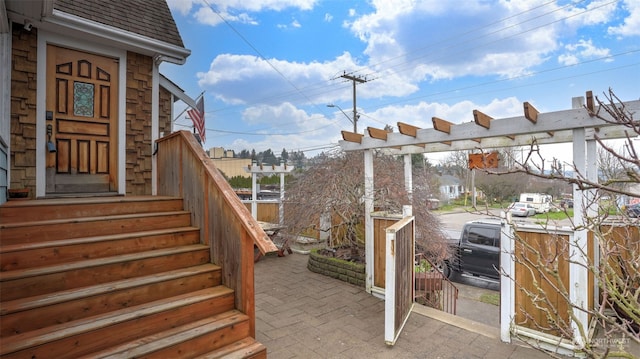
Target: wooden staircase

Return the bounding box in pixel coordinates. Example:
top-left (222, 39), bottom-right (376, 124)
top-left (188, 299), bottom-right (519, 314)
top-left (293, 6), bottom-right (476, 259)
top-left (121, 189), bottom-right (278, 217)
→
top-left (0, 196), bottom-right (267, 358)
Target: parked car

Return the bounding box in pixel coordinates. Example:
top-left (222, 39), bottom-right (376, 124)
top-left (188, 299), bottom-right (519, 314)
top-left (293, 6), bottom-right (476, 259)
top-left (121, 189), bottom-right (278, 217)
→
top-left (560, 199), bottom-right (574, 208)
top-left (508, 202), bottom-right (536, 217)
top-left (626, 203), bottom-right (640, 218)
top-left (441, 219), bottom-right (501, 281)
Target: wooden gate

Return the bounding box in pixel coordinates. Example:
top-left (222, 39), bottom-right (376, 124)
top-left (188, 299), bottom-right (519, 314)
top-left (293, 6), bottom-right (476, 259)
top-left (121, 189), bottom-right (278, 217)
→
top-left (384, 215), bottom-right (415, 346)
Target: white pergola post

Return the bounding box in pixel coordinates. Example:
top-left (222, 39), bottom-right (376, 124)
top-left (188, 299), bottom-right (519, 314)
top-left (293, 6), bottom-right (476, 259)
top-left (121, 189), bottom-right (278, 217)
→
top-left (500, 213), bottom-right (515, 343)
top-left (364, 149), bottom-right (374, 294)
top-left (244, 163), bottom-right (295, 221)
top-left (251, 172), bottom-right (258, 219)
top-left (570, 97), bottom-right (590, 347)
top-left (279, 171), bottom-right (285, 225)
top-left (403, 154), bottom-right (412, 202)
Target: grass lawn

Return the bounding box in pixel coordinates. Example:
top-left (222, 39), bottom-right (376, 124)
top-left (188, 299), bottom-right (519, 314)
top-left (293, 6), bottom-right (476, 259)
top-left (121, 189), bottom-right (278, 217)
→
top-left (531, 210), bottom-right (573, 220)
top-left (479, 292), bottom-right (500, 306)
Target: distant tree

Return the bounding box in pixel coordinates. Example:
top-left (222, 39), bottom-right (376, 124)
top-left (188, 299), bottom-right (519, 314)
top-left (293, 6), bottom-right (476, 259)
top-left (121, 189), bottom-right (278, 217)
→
top-left (260, 149), bottom-right (277, 165)
top-left (474, 170), bottom-right (527, 204)
top-left (228, 175), bottom-right (251, 189)
top-left (238, 149), bottom-right (251, 159)
top-left (281, 148), bottom-right (289, 163)
top-left (283, 149), bottom-right (446, 261)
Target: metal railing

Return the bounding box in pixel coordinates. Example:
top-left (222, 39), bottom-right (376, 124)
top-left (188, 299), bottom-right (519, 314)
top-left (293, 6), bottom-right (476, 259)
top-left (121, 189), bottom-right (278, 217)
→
top-left (414, 253), bottom-right (458, 315)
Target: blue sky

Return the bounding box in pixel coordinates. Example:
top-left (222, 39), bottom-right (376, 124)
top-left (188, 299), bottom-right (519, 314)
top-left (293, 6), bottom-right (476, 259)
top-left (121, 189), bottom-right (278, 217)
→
top-left (161, 0), bottom-right (639, 165)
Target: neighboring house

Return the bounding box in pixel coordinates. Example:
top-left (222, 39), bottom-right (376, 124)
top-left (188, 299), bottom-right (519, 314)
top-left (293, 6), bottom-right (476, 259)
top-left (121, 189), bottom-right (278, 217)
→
top-left (212, 157), bottom-right (253, 179)
top-left (438, 174), bottom-right (465, 201)
top-left (1, 0), bottom-right (192, 201)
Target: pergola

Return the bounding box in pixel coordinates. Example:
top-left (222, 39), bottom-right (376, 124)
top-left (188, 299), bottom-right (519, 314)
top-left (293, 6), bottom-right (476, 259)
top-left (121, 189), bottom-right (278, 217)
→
top-left (338, 91), bottom-right (640, 350)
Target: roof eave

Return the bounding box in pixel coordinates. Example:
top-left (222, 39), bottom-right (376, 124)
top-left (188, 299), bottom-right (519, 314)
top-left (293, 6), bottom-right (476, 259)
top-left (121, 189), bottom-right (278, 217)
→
top-left (45, 8), bottom-right (190, 64)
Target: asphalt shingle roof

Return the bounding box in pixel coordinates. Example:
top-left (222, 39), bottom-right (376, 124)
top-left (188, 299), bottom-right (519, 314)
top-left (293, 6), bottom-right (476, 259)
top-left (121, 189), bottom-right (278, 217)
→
top-left (53, 0), bottom-right (184, 48)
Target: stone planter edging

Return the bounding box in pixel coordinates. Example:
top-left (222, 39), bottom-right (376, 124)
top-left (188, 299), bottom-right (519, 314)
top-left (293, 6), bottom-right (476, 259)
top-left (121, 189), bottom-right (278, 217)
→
top-left (307, 249), bottom-right (365, 287)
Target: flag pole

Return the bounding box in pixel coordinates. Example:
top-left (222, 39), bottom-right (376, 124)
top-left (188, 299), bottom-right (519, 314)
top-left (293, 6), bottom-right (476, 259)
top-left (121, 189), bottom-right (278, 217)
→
top-left (173, 91), bottom-right (205, 123)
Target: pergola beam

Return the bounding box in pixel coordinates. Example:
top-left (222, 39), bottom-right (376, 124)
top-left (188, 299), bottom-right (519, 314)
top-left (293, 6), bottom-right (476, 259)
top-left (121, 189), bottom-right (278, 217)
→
top-left (339, 99), bottom-right (640, 153)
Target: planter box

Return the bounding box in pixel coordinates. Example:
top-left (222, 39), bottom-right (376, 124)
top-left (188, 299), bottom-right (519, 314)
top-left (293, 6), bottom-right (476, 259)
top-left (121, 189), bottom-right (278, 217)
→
top-left (8, 188), bottom-right (29, 200)
top-left (307, 249), bottom-right (366, 287)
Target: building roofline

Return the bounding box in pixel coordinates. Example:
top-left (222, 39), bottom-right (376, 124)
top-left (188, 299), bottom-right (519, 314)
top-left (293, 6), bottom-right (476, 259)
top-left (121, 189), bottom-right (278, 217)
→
top-left (47, 9), bottom-right (190, 64)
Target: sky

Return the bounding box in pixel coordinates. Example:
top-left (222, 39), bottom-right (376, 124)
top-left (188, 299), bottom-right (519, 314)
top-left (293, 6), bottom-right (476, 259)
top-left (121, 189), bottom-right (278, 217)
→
top-left (161, 0), bottom-right (640, 166)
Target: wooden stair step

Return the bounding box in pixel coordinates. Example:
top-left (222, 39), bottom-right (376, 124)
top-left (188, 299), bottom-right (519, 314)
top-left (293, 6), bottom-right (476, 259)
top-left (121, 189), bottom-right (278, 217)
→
top-left (1, 264), bottom-right (221, 336)
top-left (195, 337), bottom-right (267, 359)
top-left (78, 310), bottom-right (251, 359)
top-left (0, 196), bottom-right (184, 222)
top-left (0, 211), bottom-right (192, 244)
top-left (0, 287), bottom-right (236, 359)
top-left (0, 226), bottom-right (200, 271)
top-left (0, 244), bottom-right (210, 301)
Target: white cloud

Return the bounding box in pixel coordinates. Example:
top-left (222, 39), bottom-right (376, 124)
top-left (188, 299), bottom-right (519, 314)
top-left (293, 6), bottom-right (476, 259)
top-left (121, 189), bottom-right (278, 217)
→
top-left (346, 0), bottom-right (564, 84)
top-left (214, 0), bottom-right (316, 12)
top-left (166, 0), bottom-right (195, 16)
top-left (558, 39), bottom-right (612, 66)
top-left (324, 13), bottom-right (333, 22)
top-left (608, 0), bottom-right (640, 36)
top-left (172, 0), bottom-right (318, 26)
top-left (197, 53), bottom-right (375, 105)
top-left (564, 0), bottom-right (618, 27)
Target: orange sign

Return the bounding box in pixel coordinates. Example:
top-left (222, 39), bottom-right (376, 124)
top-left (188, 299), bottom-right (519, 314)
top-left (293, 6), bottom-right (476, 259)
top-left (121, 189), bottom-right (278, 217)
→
top-left (468, 152), bottom-right (498, 169)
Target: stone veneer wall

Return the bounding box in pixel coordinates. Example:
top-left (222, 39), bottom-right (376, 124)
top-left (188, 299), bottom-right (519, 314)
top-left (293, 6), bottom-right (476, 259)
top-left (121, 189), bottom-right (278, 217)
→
top-left (307, 249), bottom-right (366, 287)
top-left (125, 51), bottom-right (153, 195)
top-left (9, 24), bottom-right (37, 198)
top-left (159, 87), bottom-right (172, 138)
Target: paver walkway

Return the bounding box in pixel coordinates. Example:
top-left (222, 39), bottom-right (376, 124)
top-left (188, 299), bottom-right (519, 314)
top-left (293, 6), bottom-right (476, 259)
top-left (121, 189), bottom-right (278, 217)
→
top-left (255, 253), bottom-right (553, 358)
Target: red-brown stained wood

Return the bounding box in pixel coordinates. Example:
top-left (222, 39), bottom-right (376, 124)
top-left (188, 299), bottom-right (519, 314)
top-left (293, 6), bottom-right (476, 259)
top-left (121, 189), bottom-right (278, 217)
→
top-left (0, 289), bottom-right (235, 358)
top-left (341, 130), bottom-right (364, 143)
top-left (0, 227), bottom-right (200, 271)
top-left (0, 245), bottom-right (210, 301)
top-left (523, 102), bottom-right (539, 123)
top-left (398, 122), bottom-right (420, 137)
top-left (0, 196), bottom-right (184, 222)
top-left (432, 117), bottom-right (453, 134)
top-left (472, 109), bottom-right (492, 129)
top-left (1, 267), bottom-right (222, 336)
top-left (195, 337), bottom-right (266, 359)
top-left (135, 314), bottom-right (251, 358)
top-left (0, 211), bottom-right (193, 244)
top-left (367, 126), bottom-right (389, 141)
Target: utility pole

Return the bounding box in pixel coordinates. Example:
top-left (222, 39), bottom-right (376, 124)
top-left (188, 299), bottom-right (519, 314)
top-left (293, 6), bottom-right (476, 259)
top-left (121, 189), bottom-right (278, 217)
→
top-left (339, 72), bottom-right (368, 133)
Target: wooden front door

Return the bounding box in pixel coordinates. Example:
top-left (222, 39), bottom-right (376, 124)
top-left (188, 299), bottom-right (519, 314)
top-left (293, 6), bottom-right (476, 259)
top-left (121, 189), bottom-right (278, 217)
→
top-left (46, 45), bottom-right (118, 194)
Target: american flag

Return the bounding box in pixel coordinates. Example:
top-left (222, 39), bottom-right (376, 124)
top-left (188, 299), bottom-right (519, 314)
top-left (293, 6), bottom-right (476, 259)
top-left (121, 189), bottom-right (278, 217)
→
top-left (187, 96), bottom-right (205, 143)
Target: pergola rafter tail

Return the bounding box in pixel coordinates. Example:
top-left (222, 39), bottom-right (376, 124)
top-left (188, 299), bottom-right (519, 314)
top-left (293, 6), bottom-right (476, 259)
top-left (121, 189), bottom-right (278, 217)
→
top-left (339, 97), bottom-right (640, 154)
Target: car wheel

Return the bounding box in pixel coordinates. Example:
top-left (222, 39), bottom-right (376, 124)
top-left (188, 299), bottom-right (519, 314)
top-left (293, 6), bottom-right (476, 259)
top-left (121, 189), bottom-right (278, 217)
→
top-left (434, 260), bottom-right (451, 278)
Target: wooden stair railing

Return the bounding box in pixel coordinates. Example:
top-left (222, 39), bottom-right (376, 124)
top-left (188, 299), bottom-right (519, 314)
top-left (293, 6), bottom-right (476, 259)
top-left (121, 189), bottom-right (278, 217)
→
top-left (156, 130), bottom-right (278, 338)
top-left (0, 195), bottom-right (268, 357)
